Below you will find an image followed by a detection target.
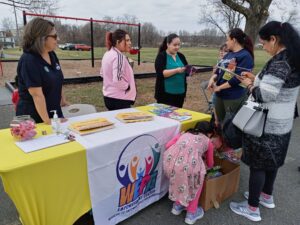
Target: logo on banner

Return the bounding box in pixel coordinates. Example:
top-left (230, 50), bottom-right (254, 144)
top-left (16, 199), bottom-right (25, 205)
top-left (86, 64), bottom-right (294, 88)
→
top-left (116, 134), bottom-right (161, 210)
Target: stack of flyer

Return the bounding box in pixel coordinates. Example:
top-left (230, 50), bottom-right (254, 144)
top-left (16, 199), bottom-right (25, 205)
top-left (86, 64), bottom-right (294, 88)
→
top-left (68, 118), bottom-right (114, 135)
top-left (116, 112), bottom-right (154, 123)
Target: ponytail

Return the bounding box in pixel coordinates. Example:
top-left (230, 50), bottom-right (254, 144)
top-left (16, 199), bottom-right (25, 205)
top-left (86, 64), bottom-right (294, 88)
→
top-left (280, 23), bottom-right (300, 71)
top-left (105, 32), bottom-right (113, 50)
top-left (229, 28), bottom-right (254, 60)
top-left (243, 36), bottom-right (254, 59)
top-left (158, 37), bottom-right (168, 53)
top-left (105, 29), bottom-right (128, 50)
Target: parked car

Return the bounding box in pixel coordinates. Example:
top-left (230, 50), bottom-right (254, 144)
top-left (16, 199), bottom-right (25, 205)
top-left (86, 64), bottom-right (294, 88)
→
top-left (61, 43), bottom-right (75, 50)
top-left (58, 44), bottom-right (66, 49)
top-left (75, 44), bottom-right (92, 51)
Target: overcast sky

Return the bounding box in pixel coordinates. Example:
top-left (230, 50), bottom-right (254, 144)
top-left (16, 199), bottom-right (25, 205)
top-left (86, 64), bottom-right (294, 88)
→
top-left (0, 0), bottom-right (299, 32)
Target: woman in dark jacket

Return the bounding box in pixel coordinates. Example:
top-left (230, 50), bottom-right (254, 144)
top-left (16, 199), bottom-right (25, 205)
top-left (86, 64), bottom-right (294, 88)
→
top-left (230, 21), bottom-right (300, 222)
top-left (154, 34), bottom-right (188, 108)
top-left (16, 17), bottom-right (68, 124)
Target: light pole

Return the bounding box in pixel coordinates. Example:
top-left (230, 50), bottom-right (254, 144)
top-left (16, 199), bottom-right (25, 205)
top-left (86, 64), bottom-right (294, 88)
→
top-left (12, 0), bottom-right (20, 47)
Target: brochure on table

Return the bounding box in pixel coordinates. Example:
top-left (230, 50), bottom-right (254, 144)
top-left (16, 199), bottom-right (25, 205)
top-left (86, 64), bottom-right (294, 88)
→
top-left (15, 134), bottom-right (70, 153)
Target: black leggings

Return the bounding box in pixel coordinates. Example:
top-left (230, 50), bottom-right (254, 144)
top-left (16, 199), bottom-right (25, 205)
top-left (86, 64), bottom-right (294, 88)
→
top-left (104, 96), bottom-right (134, 111)
top-left (248, 167), bottom-right (278, 207)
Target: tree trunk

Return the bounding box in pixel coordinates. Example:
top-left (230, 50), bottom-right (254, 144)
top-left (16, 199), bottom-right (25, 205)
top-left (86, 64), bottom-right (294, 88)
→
top-left (221, 0), bottom-right (273, 43)
top-left (244, 14), bottom-right (268, 43)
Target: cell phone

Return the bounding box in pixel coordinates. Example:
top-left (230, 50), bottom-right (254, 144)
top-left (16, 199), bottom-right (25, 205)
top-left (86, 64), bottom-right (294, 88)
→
top-left (235, 74), bottom-right (243, 79)
top-left (185, 65), bottom-right (196, 76)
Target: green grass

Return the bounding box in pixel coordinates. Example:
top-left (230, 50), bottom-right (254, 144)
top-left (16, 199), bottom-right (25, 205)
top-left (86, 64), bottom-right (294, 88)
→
top-left (3, 47), bottom-right (270, 72)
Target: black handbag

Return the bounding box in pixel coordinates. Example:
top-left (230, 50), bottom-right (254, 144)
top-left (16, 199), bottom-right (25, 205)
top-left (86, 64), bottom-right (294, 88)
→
top-left (222, 110), bottom-right (243, 149)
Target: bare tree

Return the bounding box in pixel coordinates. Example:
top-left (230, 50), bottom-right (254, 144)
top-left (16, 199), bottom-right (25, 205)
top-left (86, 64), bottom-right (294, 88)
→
top-left (199, 0), bottom-right (245, 37)
top-left (0, 0), bottom-right (60, 45)
top-left (28, 0), bottom-right (59, 15)
top-left (141, 22), bottom-right (161, 47)
top-left (1, 17), bottom-right (14, 31)
top-left (219, 0), bottom-right (273, 42)
top-left (0, 0), bottom-right (59, 13)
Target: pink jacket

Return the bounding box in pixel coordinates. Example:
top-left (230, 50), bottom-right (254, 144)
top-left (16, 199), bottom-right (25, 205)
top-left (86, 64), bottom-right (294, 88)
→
top-left (100, 47), bottom-right (136, 101)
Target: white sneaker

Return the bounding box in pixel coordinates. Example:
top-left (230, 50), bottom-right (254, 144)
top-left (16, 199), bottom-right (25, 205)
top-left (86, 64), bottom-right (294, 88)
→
top-left (171, 203), bottom-right (185, 215)
top-left (230, 201), bottom-right (261, 222)
top-left (244, 191), bottom-right (275, 209)
top-left (185, 207), bottom-right (204, 225)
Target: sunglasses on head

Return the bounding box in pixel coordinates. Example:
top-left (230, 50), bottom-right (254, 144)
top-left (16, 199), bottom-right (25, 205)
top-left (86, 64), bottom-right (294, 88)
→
top-left (46, 33), bottom-right (58, 40)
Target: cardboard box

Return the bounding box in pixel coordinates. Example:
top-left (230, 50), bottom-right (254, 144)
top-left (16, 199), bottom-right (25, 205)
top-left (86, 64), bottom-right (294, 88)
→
top-left (199, 157), bottom-right (240, 211)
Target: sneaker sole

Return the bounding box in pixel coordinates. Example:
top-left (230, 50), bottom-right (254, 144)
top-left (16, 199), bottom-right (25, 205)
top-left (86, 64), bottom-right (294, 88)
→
top-left (171, 208), bottom-right (183, 216)
top-left (244, 192), bottom-right (275, 209)
top-left (184, 213), bottom-right (204, 225)
top-left (230, 204), bottom-right (262, 222)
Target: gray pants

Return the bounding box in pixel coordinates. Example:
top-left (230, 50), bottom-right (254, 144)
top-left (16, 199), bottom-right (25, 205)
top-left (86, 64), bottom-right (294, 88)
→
top-left (214, 94), bottom-right (246, 123)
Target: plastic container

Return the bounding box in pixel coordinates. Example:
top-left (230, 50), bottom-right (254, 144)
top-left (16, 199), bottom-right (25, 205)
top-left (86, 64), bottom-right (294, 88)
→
top-left (10, 115), bottom-right (37, 141)
top-left (51, 110), bottom-right (61, 134)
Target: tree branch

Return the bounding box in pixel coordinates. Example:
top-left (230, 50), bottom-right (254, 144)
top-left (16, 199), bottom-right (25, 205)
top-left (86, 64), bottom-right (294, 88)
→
top-left (0, 1), bottom-right (30, 8)
top-left (221, 0), bottom-right (250, 17)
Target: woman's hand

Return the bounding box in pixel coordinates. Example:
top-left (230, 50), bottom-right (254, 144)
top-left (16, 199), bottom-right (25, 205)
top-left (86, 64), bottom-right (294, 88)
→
top-left (236, 75), bottom-right (253, 87)
top-left (207, 75), bottom-right (217, 92)
top-left (177, 67), bottom-right (186, 73)
top-left (44, 119), bottom-right (51, 125)
top-left (213, 85), bottom-right (222, 92)
top-left (241, 71), bottom-right (255, 82)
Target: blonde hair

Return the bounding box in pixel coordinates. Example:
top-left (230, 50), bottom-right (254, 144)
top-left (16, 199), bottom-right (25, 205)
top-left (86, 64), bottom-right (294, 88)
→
top-left (22, 17), bottom-right (54, 55)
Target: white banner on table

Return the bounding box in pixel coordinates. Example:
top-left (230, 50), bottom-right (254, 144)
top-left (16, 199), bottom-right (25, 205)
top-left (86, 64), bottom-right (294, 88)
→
top-left (69, 109), bottom-right (180, 225)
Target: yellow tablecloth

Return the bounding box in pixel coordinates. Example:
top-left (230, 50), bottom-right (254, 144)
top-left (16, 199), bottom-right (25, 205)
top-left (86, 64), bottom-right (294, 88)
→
top-left (0, 125), bottom-right (91, 225)
top-left (136, 105), bottom-right (211, 131)
top-left (0, 107), bottom-right (210, 225)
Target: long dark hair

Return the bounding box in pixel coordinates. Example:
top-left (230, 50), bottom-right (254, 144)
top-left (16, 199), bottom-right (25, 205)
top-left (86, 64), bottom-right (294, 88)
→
top-left (187, 121), bottom-right (214, 136)
top-left (158, 33), bottom-right (179, 53)
top-left (259, 21), bottom-right (300, 72)
top-left (105, 29), bottom-right (128, 50)
top-left (228, 28), bottom-right (254, 59)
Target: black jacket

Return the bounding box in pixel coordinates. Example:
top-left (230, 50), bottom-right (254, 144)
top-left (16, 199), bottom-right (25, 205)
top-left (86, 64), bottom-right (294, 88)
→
top-left (154, 51), bottom-right (188, 100)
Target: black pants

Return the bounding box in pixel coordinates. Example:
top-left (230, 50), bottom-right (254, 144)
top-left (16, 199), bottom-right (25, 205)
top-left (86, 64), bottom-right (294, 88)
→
top-left (157, 92), bottom-right (185, 108)
top-left (248, 167), bottom-right (278, 207)
top-left (104, 96), bottom-right (134, 111)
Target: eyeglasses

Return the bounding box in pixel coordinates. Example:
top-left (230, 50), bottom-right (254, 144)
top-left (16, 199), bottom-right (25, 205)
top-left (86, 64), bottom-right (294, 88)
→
top-left (46, 33), bottom-right (58, 40)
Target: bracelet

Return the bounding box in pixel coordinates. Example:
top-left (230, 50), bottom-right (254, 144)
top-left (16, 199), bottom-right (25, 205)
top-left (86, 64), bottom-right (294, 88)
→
top-left (247, 84), bottom-right (253, 89)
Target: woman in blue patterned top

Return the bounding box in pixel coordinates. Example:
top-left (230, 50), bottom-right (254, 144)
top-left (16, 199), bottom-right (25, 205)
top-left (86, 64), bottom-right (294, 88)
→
top-left (230, 21), bottom-right (300, 222)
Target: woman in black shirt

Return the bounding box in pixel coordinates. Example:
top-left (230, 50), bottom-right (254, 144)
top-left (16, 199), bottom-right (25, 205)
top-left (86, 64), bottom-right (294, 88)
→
top-left (16, 18), bottom-right (68, 124)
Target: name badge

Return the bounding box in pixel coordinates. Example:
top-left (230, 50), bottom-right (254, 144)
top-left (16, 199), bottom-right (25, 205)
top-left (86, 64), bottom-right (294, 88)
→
top-left (44, 66), bottom-right (49, 73)
top-left (222, 72), bottom-right (246, 88)
top-left (222, 72), bottom-right (233, 81)
top-left (56, 63), bottom-right (61, 71)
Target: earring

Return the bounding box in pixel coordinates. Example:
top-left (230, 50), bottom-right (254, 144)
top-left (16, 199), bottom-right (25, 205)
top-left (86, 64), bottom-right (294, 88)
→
top-left (270, 43), bottom-right (274, 52)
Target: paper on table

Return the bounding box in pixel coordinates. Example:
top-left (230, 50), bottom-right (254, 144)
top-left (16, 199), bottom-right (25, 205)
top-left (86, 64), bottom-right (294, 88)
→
top-left (15, 134), bottom-right (70, 153)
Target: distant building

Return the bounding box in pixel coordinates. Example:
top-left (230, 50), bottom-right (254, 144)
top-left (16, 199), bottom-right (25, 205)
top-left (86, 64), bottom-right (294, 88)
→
top-left (0, 31), bottom-right (15, 48)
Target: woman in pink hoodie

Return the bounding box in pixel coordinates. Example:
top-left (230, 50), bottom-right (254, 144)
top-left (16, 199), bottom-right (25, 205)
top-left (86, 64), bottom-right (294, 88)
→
top-left (100, 29), bottom-right (136, 110)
